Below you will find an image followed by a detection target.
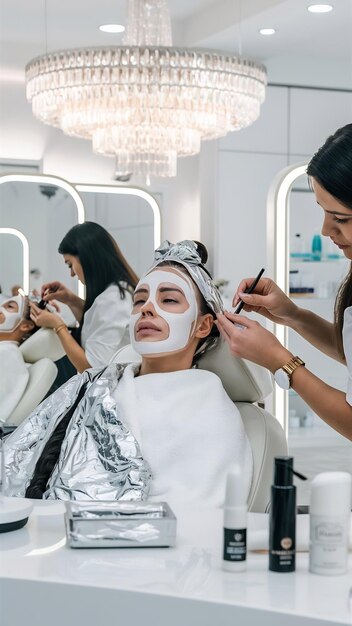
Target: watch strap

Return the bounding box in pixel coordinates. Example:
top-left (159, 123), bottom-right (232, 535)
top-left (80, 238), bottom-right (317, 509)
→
top-left (282, 356), bottom-right (305, 379)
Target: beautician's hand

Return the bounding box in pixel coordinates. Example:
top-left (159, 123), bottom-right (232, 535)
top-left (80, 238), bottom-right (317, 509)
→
top-left (29, 302), bottom-right (64, 331)
top-left (216, 311), bottom-right (292, 373)
top-left (41, 281), bottom-right (75, 306)
top-left (233, 277), bottom-right (298, 326)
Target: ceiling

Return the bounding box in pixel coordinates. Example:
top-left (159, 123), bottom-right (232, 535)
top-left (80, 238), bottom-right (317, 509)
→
top-left (0, 0), bottom-right (351, 88)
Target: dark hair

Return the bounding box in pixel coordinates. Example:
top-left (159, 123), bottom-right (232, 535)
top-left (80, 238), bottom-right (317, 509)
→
top-left (21, 299), bottom-right (39, 342)
top-left (307, 124), bottom-right (352, 210)
top-left (307, 125), bottom-right (352, 355)
top-left (25, 383), bottom-right (87, 499)
top-left (59, 221), bottom-right (139, 326)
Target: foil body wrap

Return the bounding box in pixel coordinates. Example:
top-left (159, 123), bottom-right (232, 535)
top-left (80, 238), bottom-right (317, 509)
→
top-left (4, 363), bottom-right (152, 501)
top-left (150, 240), bottom-right (224, 315)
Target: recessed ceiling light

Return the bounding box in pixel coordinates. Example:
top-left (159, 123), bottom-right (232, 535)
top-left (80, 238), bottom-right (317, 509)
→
top-left (99, 24), bottom-right (125, 33)
top-left (259, 28), bottom-right (276, 36)
top-left (307, 4), bottom-right (333, 13)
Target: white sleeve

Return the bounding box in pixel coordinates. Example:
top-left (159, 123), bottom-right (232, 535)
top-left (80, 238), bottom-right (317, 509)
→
top-left (82, 286), bottom-right (132, 369)
top-left (343, 307), bottom-right (352, 406)
top-left (0, 345), bottom-right (29, 424)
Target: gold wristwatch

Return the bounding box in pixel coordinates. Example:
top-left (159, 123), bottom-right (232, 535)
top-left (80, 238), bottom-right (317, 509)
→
top-left (274, 356), bottom-right (305, 390)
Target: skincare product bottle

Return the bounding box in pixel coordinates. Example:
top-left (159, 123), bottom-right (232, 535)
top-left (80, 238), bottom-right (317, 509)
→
top-left (290, 233), bottom-right (303, 258)
top-left (223, 466), bottom-right (247, 572)
top-left (309, 472), bottom-right (351, 576)
top-left (311, 234), bottom-right (322, 261)
top-left (269, 456), bottom-right (305, 573)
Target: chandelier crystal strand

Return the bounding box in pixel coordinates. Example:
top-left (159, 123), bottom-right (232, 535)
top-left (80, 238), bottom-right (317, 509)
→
top-left (123, 0), bottom-right (172, 46)
top-left (25, 0), bottom-right (267, 178)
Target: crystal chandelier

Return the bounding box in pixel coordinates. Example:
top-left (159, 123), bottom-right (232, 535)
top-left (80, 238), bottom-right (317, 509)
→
top-left (26, 0), bottom-right (267, 178)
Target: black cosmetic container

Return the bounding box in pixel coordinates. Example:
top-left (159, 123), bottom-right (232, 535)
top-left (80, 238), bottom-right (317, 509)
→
top-left (269, 456), bottom-right (296, 573)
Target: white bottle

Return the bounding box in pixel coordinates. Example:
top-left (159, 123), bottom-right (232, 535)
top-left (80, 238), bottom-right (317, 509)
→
top-left (309, 472), bottom-right (351, 575)
top-left (222, 466), bottom-right (247, 572)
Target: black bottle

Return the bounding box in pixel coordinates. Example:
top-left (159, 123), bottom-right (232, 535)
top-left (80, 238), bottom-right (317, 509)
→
top-left (269, 456), bottom-right (296, 573)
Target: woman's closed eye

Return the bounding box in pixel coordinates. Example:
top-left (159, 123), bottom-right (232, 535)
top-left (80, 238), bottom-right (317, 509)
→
top-left (133, 298), bottom-right (147, 306)
top-left (162, 297), bottom-right (179, 304)
top-left (5, 301), bottom-right (18, 311)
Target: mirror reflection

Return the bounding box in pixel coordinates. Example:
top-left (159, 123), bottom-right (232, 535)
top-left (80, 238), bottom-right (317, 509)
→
top-left (0, 174), bottom-right (161, 428)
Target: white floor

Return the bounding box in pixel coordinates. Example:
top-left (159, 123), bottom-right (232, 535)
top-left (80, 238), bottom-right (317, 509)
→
top-left (288, 423), bottom-right (352, 505)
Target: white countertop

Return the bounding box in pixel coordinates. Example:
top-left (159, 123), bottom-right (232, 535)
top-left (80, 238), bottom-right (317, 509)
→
top-left (1, 501), bottom-right (352, 626)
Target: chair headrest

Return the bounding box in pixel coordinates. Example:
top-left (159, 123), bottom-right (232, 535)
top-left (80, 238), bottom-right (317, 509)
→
top-left (19, 328), bottom-right (66, 363)
top-left (111, 339), bottom-right (272, 403)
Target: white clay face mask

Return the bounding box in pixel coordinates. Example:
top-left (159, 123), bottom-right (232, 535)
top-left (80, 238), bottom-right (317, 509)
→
top-left (130, 269), bottom-right (198, 355)
top-left (0, 295), bottom-right (26, 332)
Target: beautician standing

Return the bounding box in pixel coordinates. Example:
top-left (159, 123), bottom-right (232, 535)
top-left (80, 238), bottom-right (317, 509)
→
top-left (216, 124), bottom-right (352, 441)
top-left (30, 222), bottom-right (138, 372)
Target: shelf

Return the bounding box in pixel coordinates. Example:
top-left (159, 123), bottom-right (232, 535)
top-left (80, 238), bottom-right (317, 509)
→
top-left (290, 258), bottom-right (344, 264)
top-left (290, 295), bottom-right (334, 301)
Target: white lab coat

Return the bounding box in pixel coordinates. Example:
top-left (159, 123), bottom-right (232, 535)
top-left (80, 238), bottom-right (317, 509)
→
top-left (81, 284), bottom-right (132, 369)
top-left (342, 306), bottom-right (352, 406)
top-left (0, 341), bottom-right (29, 424)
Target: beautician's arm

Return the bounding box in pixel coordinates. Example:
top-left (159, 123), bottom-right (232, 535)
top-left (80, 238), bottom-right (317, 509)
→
top-left (30, 304), bottom-right (91, 373)
top-left (234, 277), bottom-right (342, 362)
top-left (216, 312), bottom-right (352, 440)
top-left (51, 326), bottom-right (91, 373)
top-left (41, 280), bottom-right (85, 323)
top-left (289, 366), bottom-right (352, 440)
top-left (286, 307), bottom-right (343, 363)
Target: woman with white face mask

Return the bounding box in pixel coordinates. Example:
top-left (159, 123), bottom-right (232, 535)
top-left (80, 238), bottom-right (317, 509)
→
top-left (5, 241), bottom-right (252, 507)
top-left (0, 294), bottom-right (37, 425)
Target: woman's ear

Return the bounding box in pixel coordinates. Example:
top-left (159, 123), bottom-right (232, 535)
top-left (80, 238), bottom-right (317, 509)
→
top-left (18, 320), bottom-right (35, 334)
top-left (194, 313), bottom-right (214, 339)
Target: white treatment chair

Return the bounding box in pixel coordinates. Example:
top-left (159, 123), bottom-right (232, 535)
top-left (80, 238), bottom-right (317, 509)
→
top-left (5, 329), bottom-right (65, 427)
top-left (111, 339), bottom-right (288, 513)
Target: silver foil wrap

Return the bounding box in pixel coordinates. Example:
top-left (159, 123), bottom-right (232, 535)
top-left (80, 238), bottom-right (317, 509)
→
top-left (4, 363), bottom-right (152, 501)
top-left (65, 501), bottom-right (177, 548)
top-left (149, 240), bottom-right (224, 315)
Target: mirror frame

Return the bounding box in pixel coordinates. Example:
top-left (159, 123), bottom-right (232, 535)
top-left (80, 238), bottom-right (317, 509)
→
top-left (0, 227), bottom-right (30, 294)
top-left (267, 161), bottom-right (308, 433)
top-left (75, 184), bottom-right (161, 250)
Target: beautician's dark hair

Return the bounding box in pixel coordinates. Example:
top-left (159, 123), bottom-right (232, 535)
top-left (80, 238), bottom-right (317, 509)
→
top-left (59, 221), bottom-right (139, 311)
top-left (307, 124), bottom-right (352, 356)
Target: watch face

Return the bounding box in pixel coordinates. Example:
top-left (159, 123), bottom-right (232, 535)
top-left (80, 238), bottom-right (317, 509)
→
top-left (274, 368), bottom-right (290, 390)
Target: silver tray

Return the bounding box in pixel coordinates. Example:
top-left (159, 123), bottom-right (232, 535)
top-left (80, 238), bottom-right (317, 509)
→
top-left (65, 501), bottom-right (177, 549)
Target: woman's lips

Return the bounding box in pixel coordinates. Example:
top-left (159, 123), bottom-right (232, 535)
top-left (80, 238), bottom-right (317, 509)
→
top-left (136, 322), bottom-right (161, 336)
